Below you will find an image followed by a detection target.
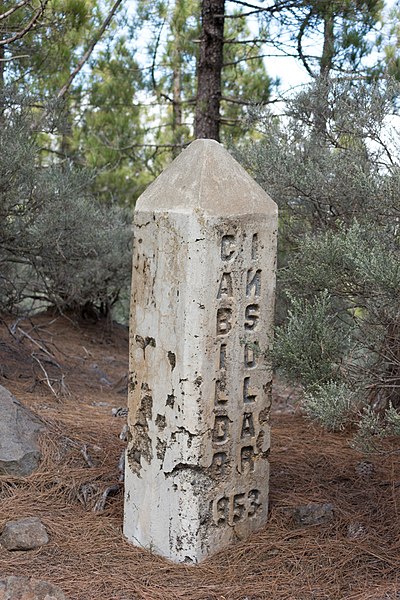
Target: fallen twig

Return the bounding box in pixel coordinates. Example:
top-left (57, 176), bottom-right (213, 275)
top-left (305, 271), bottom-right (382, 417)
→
top-left (32, 353), bottom-right (59, 399)
top-left (93, 483), bottom-right (121, 513)
top-left (81, 444), bottom-right (95, 468)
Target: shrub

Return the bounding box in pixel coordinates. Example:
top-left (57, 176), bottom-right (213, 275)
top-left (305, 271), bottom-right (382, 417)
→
top-left (0, 89), bottom-right (132, 317)
top-left (240, 77), bottom-right (400, 439)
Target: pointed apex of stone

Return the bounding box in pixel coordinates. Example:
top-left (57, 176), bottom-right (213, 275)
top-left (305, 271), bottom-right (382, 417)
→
top-left (136, 139), bottom-right (277, 216)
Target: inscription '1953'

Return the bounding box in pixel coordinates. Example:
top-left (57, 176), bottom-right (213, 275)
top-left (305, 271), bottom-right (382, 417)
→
top-left (213, 489), bottom-right (261, 526)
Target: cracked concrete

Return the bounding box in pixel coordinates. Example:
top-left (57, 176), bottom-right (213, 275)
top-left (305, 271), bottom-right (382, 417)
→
top-left (124, 139), bottom-right (277, 563)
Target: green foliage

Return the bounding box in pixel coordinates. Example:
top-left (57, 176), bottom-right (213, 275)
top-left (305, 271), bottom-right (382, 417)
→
top-left (74, 39), bottom-right (148, 204)
top-left (2, 0), bottom-right (99, 91)
top-left (25, 171), bottom-right (132, 314)
top-left (0, 89), bottom-right (132, 317)
top-left (242, 77), bottom-right (400, 440)
top-left (273, 291), bottom-right (348, 387)
top-left (220, 10), bottom-right (272, 142)
top-left (302, 382), bottom-right (357, 431)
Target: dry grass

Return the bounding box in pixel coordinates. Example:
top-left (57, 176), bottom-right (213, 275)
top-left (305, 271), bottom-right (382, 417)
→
top-left (0, 314), bottom-right (399, 600)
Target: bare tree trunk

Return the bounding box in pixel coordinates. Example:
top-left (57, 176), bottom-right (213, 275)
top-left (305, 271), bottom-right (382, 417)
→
top-left (194, 0), bottom-right (225, 141)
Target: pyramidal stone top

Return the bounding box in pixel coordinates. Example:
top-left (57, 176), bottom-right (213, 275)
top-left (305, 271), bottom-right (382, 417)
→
top-left (136, 138), bottom-right (277, 216)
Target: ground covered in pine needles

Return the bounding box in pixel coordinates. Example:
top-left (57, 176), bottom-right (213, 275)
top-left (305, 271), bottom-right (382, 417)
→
top-left (0, 314), bottom-right (399, 600)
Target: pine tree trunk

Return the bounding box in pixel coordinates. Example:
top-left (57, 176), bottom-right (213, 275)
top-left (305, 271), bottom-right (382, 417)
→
top-left (170, 0), bottom-right (185, 156)
top-left (194, 0), bottom-right (225, 141)
top-left (0, 45), bottom-right (5, 125)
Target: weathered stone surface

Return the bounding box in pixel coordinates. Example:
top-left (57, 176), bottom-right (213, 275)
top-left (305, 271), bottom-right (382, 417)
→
top-left (292, 503), bottom-right (335, 527)
top-left (0, 517), bottom-right (49, 550)
top-left (124, 139), bottom-right (277, 562)
top-left (0, 385), bottom-right (44, 476)
top-left (0, 576), bottom-right (67, 600)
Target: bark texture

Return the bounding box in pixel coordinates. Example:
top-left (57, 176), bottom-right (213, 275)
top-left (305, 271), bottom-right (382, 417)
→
top-left (194, 0), bottom-right (225, 141)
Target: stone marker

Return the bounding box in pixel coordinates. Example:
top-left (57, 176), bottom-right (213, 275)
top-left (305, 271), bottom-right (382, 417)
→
top-left (124, 139), bottom-right (277, 563)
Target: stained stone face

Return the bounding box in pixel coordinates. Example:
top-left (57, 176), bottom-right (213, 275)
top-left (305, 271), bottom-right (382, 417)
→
top-left (124, 139), bottom-right (277, 563)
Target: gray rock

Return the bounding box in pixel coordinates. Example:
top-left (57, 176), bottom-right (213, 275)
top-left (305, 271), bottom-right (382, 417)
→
top-left (355, 460), bottom-right (375, 478)
top-left (0, 576), bottom-right (67, 600)
top-left (0, 385), bottom-right (44, 476)
top-left (0, 517), bottom-right (49, 550)
top-left (293, 503), bottom-right (334, 526)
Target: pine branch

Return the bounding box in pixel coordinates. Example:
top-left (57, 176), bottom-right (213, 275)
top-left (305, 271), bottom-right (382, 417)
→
top-left (57, 0), bottom-right (123, 100)
top-left (0, 0), bottom-right (30, 22)
top-left (0, 1), bottom-right (48, 46)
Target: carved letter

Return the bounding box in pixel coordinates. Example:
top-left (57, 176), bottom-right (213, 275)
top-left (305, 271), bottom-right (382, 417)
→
top-left (221, 235), bottom-right (236, 261)
top-left (232, 493), bottom-right (246, 523)
top-left (246, 269), bottom-right (261, 298)
top-left (240, 446), bottom-right (255, 473)
top-left (217, 307), bottom-right (232, 336)
top-left (248, 489), bottom-right (261, 516)
top-left (219, 343), bottom-right (227, 369)
top-left (215, 377), bottom-right (228, 405)
top-left (244, 304), bottom-right (259, 331)
top-left (213, 415), bottom-right (230, 443)
top-left (243, 376), bottom-right (257, 403)
top-left (217, 272), bottom-right (233, 299)
top-left (215, 496), bottom-right (229, 525)
top-left (241, 412), bottom-right (255, 438)
top-left (211, 451), bottom-right (228, 476)
top-left (244, 343), bottom-right (259, 368)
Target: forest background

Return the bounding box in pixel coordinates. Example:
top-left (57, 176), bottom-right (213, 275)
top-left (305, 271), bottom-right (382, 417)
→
top-left (1, 0), bottom-right (400, 439)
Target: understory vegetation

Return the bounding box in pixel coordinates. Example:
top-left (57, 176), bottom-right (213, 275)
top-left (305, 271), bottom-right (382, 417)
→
top-left (0, 91), bottom-right (132, 318)
top-left (240, 77), bottom-right (400, 445)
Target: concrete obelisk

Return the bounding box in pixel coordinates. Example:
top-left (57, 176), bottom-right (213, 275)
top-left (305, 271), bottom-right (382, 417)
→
top-left (124, 139), bottom-right (277, 563)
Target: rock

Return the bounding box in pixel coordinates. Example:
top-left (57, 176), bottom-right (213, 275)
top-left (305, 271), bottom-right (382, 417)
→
top-left (0, 385), bottom-right (44, 476)
top-left (292, 503), bottom-right (334, 526)
top-left (0, 576), bottom-right (67, 600)
top-left (0, 517), bottom-right (49, 550)
top-left (355, 460), bottom-right (375, 478)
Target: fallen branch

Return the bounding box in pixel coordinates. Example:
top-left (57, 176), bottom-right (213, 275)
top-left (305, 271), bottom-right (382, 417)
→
top-left (93, 483), bottom-right (121, 513)
top-left (31, 353), bottom-right (59, 399)
top-left (81, 444), bottom-right (95, 468)
top-left (57, 0), bottom-right (123, 100)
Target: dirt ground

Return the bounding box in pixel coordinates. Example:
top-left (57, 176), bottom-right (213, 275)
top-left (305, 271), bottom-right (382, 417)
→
top-left (0, 314), bottom-right (399, 600)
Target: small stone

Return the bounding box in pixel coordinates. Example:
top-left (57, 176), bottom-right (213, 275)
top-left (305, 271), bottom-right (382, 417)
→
top-left (292, 503), bottom-right (334, 526)
top-left (355, 460), bottom-right (375, 478)
top-left (0, 576), bottom-right (67, 600)
top-left (0, 517), bottom-right (49, 551)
